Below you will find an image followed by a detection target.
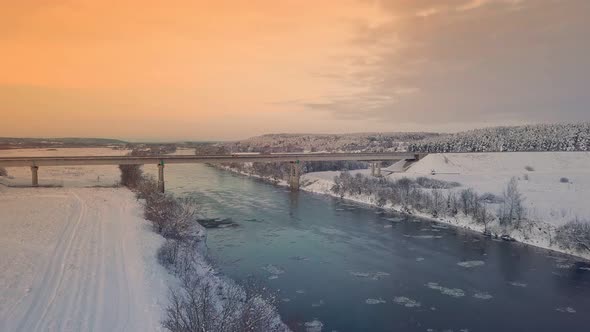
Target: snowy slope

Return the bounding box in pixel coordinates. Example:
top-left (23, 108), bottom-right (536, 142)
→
top-left (395, 152), bottom-right (590, 226)
top-left (0, 187), bottom-right (171, 332)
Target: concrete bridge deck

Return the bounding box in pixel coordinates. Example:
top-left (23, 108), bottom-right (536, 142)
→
top-left (0, 152), bottom-right (424, 167)
top-left (0, 152), bottom-right (426, 191)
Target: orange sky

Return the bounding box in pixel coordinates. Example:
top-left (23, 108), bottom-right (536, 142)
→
top-left (2, 0), bottom-right (588, 140)
top-left (1, 0), bottom-right (388, 140)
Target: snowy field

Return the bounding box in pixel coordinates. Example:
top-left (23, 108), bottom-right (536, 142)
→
top-left (0, 187), bottom-right (170, 331)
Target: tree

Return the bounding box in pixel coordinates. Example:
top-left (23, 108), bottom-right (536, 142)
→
top-left (498, 177), bottom-right (526, 228)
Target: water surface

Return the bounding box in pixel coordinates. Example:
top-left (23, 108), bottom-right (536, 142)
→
top-left (162, 164), bottom-right (590, 332)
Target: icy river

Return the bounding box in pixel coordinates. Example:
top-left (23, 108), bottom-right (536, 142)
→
top-left (164, 164), bottom-right (590, 332)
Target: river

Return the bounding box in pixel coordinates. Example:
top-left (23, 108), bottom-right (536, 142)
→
top-left (163, 164), bottom-right (590, 332)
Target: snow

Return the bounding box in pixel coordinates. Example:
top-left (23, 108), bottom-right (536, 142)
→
top-left (0, 187), bottom-right (171, 331)
top-left (301, 152), bottom-right (590, 259)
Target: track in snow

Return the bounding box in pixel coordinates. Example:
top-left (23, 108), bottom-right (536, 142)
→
top-left (0, 188), bottom-right (167, 332)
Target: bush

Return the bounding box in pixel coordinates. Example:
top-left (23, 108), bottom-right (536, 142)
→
top-left (119, 164), bottom-right (144, 188)
top-left (145, 194), bottom-right (199, 240)
top-left (0, 167), bottom-right (7, 177)
top-left (560, 177), bottom-right (570, 183)
top-left (164, 275), bottom-right (284, 332)
top-left (555, 221), bottom-right (590, 252)
top-left (416, 177), bottom-right (461, 189)
top-left (524, 166), bottom-right (535, 171)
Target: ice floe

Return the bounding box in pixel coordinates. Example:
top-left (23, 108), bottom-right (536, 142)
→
top-left (426, 282), bottom-right (465, 297)
top-left (393, 296), bottom-right (421, 308)
top-left (556, 307), bottom-right (576, 313)
top-left (311, 300), bottom-right (324, 307)
top-left (349, 271), bottom-right (390, 280)
top-left (508, 281), bottom-right (528, 287)
top-left (473, 292), bottom-right (493, 300)
top-left (262, 264), bottom-right (285, 275)
top-left (457, 260), bottom-right (485, 268)
top-left (416, 257), bottom-right (425, 262)
top-left (404, 235), bottom-right (443, 239)
top-left (365, 298), bottom-right (387, 304)
top-left (304, 319), bottom-right (324, 332)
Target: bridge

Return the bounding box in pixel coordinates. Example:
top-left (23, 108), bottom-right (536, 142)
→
top-left (0, 152), bottom-right (426, 192)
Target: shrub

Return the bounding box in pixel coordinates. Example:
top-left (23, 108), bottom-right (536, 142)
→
top-left (119, 164), bottom-right (144, 188)
top-left (0, 167), bottom-right (7, 177)
top-left (145, 194), bottom-right (199, 240)
top-left (416, 177), bottom-right (461, 189)
top-left (523, 174), bottom-right (529, 181)
top-left (479, 192), bottom-right (504, 204)
top-left (164, 275), bottom-right (284, 332)
top-left (524, 166), bottom-right (535, 171)
top-left (560, 177), bottom-right (570, 183)
top-left (555, 220), bottom-right (590, 252)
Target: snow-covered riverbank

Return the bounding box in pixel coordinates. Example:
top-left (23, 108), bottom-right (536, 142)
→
top-left (220, 152), bottom-right (590, 261)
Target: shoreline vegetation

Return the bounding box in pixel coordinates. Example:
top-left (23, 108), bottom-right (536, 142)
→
top-left (215, 163), bottom-right (590, 262)
top-left (118, 163), bottom-right (289, 332)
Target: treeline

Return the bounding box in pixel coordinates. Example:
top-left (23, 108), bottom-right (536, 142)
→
top-left (332, 172), bottom-right (590, 254)
top-left (118, 164), bottom-right (286, 332)
top-left (223, 160), bottom-right (370, 182)
top-left (332, 172), bottom-right (526, 232)
top-left (409, 123), bottom-right (590, 152)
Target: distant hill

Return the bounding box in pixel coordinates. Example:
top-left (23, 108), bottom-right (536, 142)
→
top-left (224, 132), bottom-right (441, 153)
top-left (408, 123), bottom-right (590, 153)
top-left (0, 137), bottom-right (127, 149)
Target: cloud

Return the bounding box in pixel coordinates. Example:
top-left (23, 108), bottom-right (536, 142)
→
top-left (305, 0), bottom-right (590, 128)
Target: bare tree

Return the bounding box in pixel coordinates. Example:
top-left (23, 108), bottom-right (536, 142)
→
top-left (498, 177), bottom-right (526, 228)
top-left (0, 167), bottom-right (7, 177)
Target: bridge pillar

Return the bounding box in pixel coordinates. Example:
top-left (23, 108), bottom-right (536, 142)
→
top-left (157, 162), bottom-right (165, 193)
top-left (31, 166), bottom-right (39, 187)
top-left (376, 161), bottom-right (381, 177)
top-left (371, 162), bottom-right (375, 176)
top-left (289, 162), bottom-right (300, 191)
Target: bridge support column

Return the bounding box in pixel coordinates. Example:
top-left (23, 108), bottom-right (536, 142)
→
top-left (31, 166), bottom-right (39, 187)
top-left (157, 162), bottom-right (165, 193)
top-left (376, 162), bottom-right (381, 177)
top-left (371, 162), bottom-right (375, 176)
top-left (289, 162), bottom-right (300, 191)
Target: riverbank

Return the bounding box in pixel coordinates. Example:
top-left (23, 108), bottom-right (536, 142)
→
top-left (217, 154), bottom-right (590, 261)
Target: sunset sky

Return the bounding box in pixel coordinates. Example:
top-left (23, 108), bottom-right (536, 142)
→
top-left (1, 0), bottom-right (589, 141)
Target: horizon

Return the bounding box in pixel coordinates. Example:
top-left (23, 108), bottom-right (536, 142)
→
top-left (2, 0), bottom-right (589, 140)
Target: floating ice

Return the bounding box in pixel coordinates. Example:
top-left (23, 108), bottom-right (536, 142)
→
top-left (268, 275), bottom-right (279, 280)
top-left (304, 319), bottom-right (324, 332)
top-left (262, 264), bottom-right (285, 275)
top-left (365, 298), bottom-right (387, 304)
top-left (556, 264), bottom-right (572, 269)
top-left (508, 281), bottom-right (528, 288)
top-left (350, 271), bottom-right (390, 280)
top-left (282, 298), bottom-right (291, 302)
top-left (426, 282), bottom-right (465, 297)
top-left (385, 217), bottom-right (403, 222)
top-left (393, 296), bottom-right (421, 308)
top-left (457, 260), bottom-right (485, 268)
top-left (296, 289), bottom-right (306, 294)
top-left (404, 235), bottom-right (443, 239)
top-left (384, 225), bottom-right (393, 228)
top-left (556, 307), bottom-right (576, 313)
top-left (473, 292), bottom-right (493, 300)
top-left (289, 255), bottom-right (310, 261)
top-left (431, 224), bottom-right (449, 229)
top-left (311, 300), bottom-right (324, 307)
top-left (416, 257), bottom-right (425, 262)
top-left (579, 267), bottom-right (590, 271)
